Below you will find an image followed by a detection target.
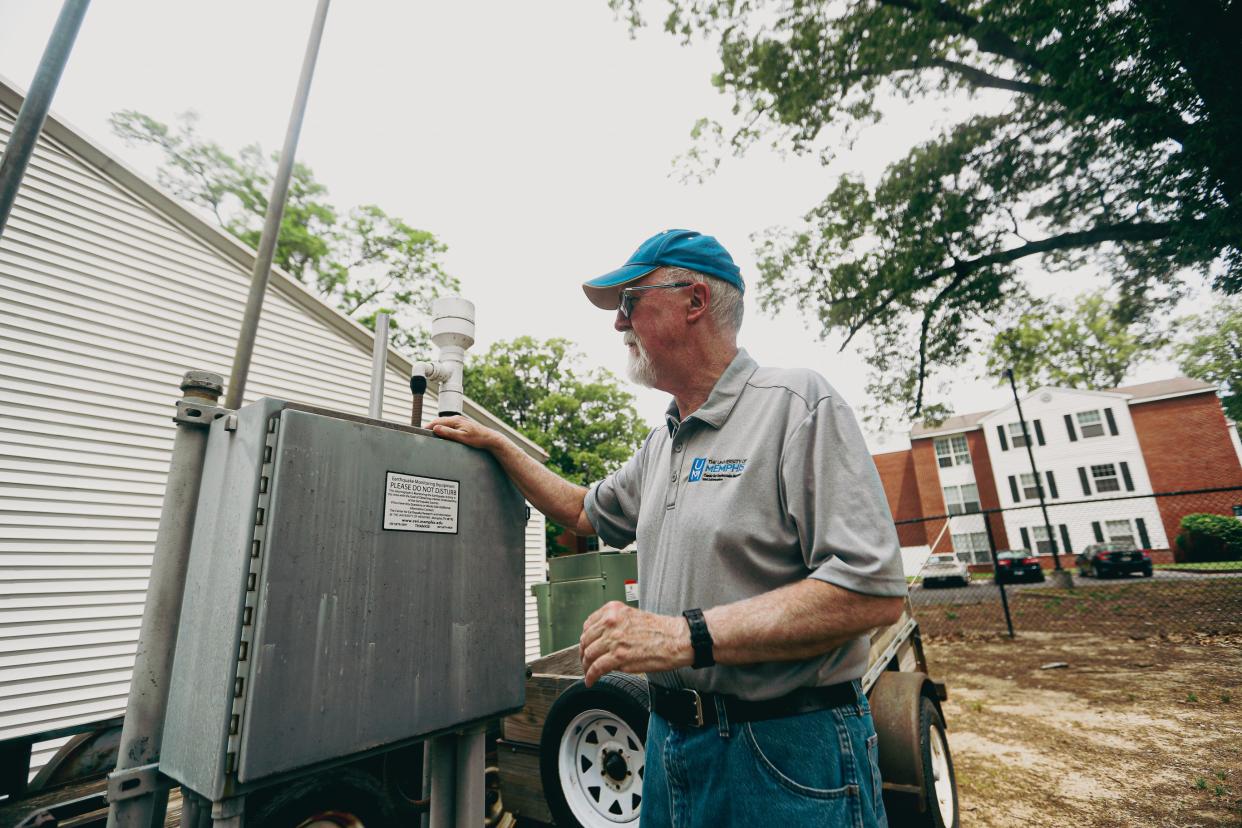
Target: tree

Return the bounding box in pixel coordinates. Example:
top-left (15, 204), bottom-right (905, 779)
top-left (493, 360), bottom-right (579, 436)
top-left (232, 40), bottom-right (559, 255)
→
top-left (463, 337), bottom-right (651, 554)
top-left (985, 291), bottom-right (1166, 391)
top-left (1175, 299), bottom-right (1242, 420)
top-left (109, 110), bottom-right (457, 352)
top-left (614, 0), bottom-right (1242, 422)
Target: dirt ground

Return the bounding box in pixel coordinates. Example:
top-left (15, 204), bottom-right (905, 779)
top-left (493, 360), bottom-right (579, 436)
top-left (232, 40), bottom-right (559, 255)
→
top-left (925, 631), bottom-right (1242, 827)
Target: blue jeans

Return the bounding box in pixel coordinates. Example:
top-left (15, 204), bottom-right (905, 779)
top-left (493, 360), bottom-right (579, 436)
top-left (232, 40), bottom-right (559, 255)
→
top-left (640, 682), bottom-right (888, 828)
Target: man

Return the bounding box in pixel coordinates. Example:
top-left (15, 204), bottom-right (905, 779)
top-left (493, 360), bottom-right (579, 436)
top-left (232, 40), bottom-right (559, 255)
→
top-left (430, 229), bottom-right (906, 826)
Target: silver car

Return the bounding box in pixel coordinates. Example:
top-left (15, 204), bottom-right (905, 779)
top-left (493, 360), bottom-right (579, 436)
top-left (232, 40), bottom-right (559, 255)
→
top-left (920, 553), bottom-right (972, 588)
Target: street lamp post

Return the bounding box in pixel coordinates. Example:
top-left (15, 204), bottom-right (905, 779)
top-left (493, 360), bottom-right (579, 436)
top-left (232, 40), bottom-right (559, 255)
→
top-left (1004, 368), bottom-right (1073, 588)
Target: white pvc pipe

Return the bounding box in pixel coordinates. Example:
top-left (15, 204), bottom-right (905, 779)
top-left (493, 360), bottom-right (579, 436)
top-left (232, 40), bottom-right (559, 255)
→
top-left (430, 297), bottom-right (475, 416)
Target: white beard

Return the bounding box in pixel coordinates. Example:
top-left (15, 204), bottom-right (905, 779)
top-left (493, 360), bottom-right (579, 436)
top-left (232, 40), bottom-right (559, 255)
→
top-left (624, 331), bottom-right (658, 388)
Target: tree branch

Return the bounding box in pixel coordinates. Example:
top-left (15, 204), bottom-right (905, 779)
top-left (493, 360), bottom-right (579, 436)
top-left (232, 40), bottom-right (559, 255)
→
top-left (878, 0), bottom-right (1046, 73)
top-left (928, 220), bottom-right (1183, 280)
top-left (913, 57), bottom-right (1047, 95)
top-left (913, 267), bottom-right (977, 414)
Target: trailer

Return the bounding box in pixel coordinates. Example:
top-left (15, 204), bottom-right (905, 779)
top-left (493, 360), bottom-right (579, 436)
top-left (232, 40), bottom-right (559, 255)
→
top-left (497, 597), bottom-right (958, 828)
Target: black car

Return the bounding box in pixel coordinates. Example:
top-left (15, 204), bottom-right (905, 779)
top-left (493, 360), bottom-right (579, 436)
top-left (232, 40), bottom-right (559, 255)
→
top-left (1076, 542), bottom-right (1154, 578)
top-left (994, 550), bottom-right (1046, 584)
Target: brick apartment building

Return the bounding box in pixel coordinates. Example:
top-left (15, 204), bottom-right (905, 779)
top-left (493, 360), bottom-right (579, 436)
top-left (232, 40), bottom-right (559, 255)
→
top-left (873, 377), bottom-right (1242, 568)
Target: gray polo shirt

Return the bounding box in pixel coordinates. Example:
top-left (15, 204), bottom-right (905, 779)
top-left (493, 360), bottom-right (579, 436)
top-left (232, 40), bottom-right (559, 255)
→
top-left (584, 349), bottom-right (905, 701)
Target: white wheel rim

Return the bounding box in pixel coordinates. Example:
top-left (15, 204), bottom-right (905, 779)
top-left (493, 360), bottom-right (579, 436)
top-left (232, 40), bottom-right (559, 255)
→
top-left (558, 708), bottom-right (645, 825)
top-left (928, 721), bottom-right (956, 824)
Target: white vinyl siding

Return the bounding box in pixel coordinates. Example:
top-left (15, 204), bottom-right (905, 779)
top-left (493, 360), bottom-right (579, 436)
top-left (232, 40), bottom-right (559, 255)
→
top-left (0, 99), bottom-right (549, 763)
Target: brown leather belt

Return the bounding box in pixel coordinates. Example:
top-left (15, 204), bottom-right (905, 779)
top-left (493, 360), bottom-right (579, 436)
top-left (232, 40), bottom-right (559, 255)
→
top-left (649, 681), bottom-right (859, 728)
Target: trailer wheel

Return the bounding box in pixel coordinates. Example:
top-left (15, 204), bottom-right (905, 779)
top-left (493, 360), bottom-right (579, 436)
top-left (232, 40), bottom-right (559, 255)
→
top-left (247, 767), bottom-right (398, 828)
top-left (539, 673), bottom-right (649, 828)
top-left (870, 672), bottom-right (959, 828)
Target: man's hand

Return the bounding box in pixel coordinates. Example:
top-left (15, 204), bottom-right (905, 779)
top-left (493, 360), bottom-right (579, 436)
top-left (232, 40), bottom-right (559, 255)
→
top-left (428, 415), bottom-right (503, 451)
top-left (579, 602), bottom-right (693, 686)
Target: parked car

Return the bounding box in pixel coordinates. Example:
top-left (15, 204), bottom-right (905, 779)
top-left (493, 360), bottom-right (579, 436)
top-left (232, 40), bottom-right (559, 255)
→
top-left (994, 550), bottom-right (1046, 584)
top-left (1076, 542), bottom-right (1153, 578)
top-left (920, 553), bottom-right (971, 588)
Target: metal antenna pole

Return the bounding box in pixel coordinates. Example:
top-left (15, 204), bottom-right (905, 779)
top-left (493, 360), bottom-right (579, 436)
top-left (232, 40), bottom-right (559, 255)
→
top-left (368, 313), bottom-right (390, 418)
top-left (1004, 368), bottom-right (1072, 588)
top-left (0, 0), bottom-right (90, 240)
top-left (225, 0), bottom-right (332, 409)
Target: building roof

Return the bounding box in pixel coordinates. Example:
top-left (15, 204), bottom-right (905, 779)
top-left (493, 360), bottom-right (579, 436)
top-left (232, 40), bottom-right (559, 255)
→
top-left (910, 376), bottom-right (1218, 439)
top-left (1108, 377), bottom-right (1216, 401)
top-left (910, 409), bottom-right (992, 438)
top-left (0, 75), bottom-right (548, 462)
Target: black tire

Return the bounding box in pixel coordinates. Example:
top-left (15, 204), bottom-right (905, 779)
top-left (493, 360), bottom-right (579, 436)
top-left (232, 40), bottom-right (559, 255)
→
top-left (1142, 566), bottom-right (1153, 578)
top-left (539, 672), bottom-right (650, 828)
top-left (885, 696), bottom-right (959, 828)
top-left (247, 767), bottom-right (398, 828)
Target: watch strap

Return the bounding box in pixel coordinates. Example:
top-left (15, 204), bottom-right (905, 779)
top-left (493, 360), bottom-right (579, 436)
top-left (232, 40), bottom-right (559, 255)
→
top-left (682, 608), bottom-right (715, 669)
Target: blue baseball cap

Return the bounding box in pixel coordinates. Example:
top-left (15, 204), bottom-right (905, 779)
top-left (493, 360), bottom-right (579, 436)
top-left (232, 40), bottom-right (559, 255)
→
top-left (582, 229), bottom-right (745, 310)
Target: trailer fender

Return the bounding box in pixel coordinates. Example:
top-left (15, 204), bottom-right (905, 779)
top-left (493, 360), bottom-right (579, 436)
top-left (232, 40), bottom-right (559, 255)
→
top-left (867, 671), bottom-right (958, 828)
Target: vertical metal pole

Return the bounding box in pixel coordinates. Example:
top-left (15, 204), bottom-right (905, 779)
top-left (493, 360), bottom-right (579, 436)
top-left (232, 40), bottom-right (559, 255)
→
top-left (982, 510), bottom-right (1015, 637)
top-left (368, 312), bottom-right (390, 418)
top-left (0, 0), bottom-right (90, 240)
top-left (225, 0), bottom-right (332, 409)
top-left (108, 371), bottom-right (224, 828)
top-left (1004, 368), bottom-right (1067, 578)
top-left (421, 742), bottom-right (433, 828)
top-left (428, 735), bottom-right (456, 828)
top-left (453, 728), bottom-right (485, 828)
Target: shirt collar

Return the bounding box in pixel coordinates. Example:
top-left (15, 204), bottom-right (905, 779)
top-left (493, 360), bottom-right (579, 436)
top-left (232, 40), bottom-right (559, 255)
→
top-left (663, 349), bottom-right (758, 436)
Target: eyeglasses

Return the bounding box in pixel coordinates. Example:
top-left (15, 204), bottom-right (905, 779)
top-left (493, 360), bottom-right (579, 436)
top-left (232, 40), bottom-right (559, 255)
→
top-left (618, 282), bottom-right (693, 319)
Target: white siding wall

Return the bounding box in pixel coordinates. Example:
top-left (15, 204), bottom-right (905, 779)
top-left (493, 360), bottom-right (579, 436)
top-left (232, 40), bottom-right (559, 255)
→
top-left (980, 389), bottom-right (1167, 554)
top-left (524, 510), bottom-right (547, 662)
top-left (0, 102), bottom-right (547, 760)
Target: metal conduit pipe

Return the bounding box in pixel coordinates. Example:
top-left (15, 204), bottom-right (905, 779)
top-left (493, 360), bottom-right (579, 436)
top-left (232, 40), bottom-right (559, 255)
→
top-left (428, 735), bottom-right (456, 828)
top-left (107, 371), bottom-right (224, 828)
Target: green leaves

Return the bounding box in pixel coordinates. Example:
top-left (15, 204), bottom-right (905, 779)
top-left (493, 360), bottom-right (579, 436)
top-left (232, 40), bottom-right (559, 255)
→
top-left (463, 337), bottom-right (650, 554)
top-left (985, 291), bottom-right (1167, 391)
top-left (1174, 299), bottom-right (1242, 421)
top-left (109, 110), bottom-right (457, 352)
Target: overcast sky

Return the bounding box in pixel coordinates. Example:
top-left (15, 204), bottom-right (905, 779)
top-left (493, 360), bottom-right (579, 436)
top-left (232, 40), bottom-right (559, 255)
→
top-left (0, 1), bottom-right (1186, 450)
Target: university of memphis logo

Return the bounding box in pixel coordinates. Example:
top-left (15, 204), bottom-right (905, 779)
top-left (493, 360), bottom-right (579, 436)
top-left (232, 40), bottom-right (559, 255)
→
top-left (688, 457), bottom-right (747, 482)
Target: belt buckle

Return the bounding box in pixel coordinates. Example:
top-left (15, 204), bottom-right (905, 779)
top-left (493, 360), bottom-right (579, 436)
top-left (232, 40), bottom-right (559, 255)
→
top-left (687, 689), bottom-right (704, 727)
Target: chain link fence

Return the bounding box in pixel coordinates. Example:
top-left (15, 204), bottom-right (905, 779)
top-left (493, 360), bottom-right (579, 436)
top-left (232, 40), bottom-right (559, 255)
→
top-left (899, 486), bottom-right (1242, 637)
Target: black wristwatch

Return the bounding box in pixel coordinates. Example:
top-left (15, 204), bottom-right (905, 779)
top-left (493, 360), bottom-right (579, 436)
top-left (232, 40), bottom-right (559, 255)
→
top-left (682, 608), bottom-right (715, 669)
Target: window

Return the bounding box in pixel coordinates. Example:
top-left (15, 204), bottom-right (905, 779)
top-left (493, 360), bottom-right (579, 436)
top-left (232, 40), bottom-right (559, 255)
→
top-left (1019, 473), bottom-right (1043, 500)
top-left (1105, 520), bottom-right (1136, 546)
top-left (952, 531), bottom-right (991, 564)
top-left (1007, 422), bottom-right (1030, 448)
top-left (1077, 410), bottom-right (1105, 438)
top-left (1030, 525), bottom-right (1056, 554)
top-left (934, 435), bottom-right (971, 468)
top-left (943, 484), bottom-right (981, 515)
top-left (1091, 463), bottom-right (1120, 493)
top-left (584, 536), bottom-right (600, 552)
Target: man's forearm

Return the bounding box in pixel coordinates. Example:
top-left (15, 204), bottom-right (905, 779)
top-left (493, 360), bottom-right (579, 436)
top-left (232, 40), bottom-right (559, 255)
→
top-left (488, 438), bottom-right (593, 535)
top-left (579, 578), bottom-right (906, 684)
top-left (703, 579), bottom-right (904, 665)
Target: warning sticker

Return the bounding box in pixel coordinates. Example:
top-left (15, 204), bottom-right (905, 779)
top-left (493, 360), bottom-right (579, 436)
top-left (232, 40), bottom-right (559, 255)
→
top-left (383, 472), bottom-right (459, 534)
top-left (624, 580), bottom-right (638, 603)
